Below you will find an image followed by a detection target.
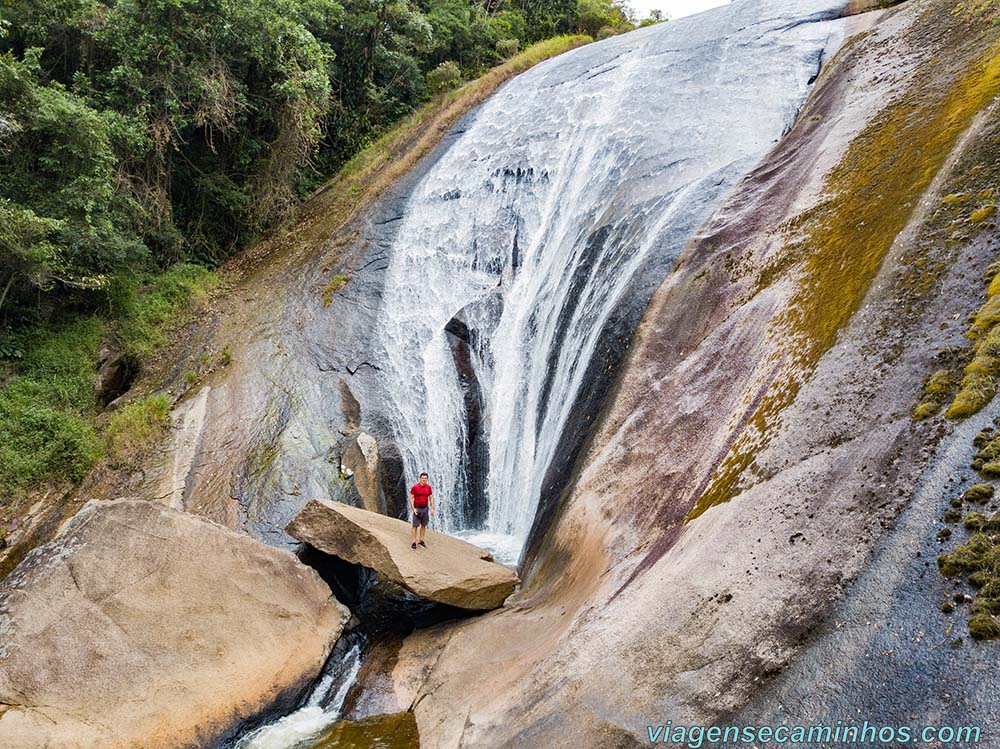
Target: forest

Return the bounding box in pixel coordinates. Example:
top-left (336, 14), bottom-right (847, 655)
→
top-left (0, 0), bottom-right (654, 505)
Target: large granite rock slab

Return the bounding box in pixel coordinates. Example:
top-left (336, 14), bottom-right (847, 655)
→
top-left (0, 498), bottom-right (348, 749)
top-left (287, 499), bottom-right (518, 610)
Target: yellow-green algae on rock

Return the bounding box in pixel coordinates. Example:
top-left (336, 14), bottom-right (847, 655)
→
top-left (971, 204), bottom-right (997, 222)
top-left (906, 99), bottom-right (1000, 420)
top-left (947, 247), bottom-right (1000, 418)
top-left (913, 369), bottom-right (955, 419)
top-left (689, 22), bottom-right (1000, 520)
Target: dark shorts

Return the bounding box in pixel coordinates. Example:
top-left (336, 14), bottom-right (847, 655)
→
top-left (411, 506), bottom-right (429, 527)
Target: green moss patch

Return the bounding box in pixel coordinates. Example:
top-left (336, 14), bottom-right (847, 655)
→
top-left (939, 525), bottom-right (1000, 640)
top-left (971, 204), bottom-right (997, 222)
top-left (969, 613), bottom-right (1000, 639)
top-left (964, 482), bottom-right (995, 502)
top-left (104, 393), bottom-right (172, 469)
top-left (971, 428), bottom-right (1000, 477)
top-left (965, 511), bottom-right (987, 531)
top-left (913, 369), bottom-right (955, 419)
top-left (322, 274), bottom-right (350, 307)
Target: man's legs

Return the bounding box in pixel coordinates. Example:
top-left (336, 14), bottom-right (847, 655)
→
top-left (419, 522), bottom-right (427, 543)
top-left (411, 512), bottom-right (418, 548)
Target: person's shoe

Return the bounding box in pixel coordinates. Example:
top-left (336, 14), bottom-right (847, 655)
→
top-left (418, 540), bottom-right (427, 548)
top-left (411, 542), bottom-right (417, 550)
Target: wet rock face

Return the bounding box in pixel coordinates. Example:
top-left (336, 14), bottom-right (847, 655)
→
top-left (287, 498), bottom-right (519, 610)
top-left (115, 116), bottom-right (451, 546)
top-left (358, 2), bottom-right (1000, 747)
top-left (0, 499), bottom-right (347, 749)
top-left (444, 305), bottom-right (492, 527)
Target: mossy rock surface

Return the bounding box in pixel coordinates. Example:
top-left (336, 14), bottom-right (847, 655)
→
top-left (973, 428), bottom-right (995, 447)
top-left (694, 33), bottom-right (1000, 515)
top-left (971, 204), bottom-right (997, 222)
top-left (938, 533), bottom-right (995, 576)
top-left (965, 512), bottom-right (987, 531)
top-left (972, 597), bottom-right (1000, 615)
top-left (963, 483), bottom-right (995, 502)
top-left (912, 401), bottom-right (941, 420)
top-left (969, 613), bottom-right (1000, 640)
top-left (969, 570), bottom-right (990, 588)
top-left (975, 444), bottom-right (1000, 462)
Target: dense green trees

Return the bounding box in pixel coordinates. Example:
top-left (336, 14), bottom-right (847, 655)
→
top-left (0, 0), bottom-right (652, 322)
top-left (0, 47), bottom-right (145, 311)
top-left (0, 0), bottom-right (662, 501)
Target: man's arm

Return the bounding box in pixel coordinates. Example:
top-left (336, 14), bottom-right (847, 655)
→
top-left (409, 490), bottom-right (416, 511)
top-left (429, 493), bottom-right (435, 514)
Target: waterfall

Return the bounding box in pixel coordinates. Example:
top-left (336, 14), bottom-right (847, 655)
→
top-left (232, 640), bottom-right (365, 749)
top-left (374, 0), bottom-right (853, 563)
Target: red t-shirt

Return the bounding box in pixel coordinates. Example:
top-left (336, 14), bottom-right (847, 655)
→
top-left (411, 483), bottom-right (433, 508)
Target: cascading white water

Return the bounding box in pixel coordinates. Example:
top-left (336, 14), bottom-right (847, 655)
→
top-left (233, 642), bottom-right (364, 749)
top-left (375, 0), bottom-right (855, 562)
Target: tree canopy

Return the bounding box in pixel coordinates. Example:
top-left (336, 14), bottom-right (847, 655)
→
top-left (0, 0), bottom-right (653, 321)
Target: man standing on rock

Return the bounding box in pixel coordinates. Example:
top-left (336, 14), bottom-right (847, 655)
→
top-left (410, 472), bottom-right (434, 549)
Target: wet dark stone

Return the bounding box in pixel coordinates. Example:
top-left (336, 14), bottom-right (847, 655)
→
top-left (298, 546), bottom-right (471, 637)
top-left (444, 298), bottom-right (503, 528)
top-left (95, 343), bottom-right (136, 408)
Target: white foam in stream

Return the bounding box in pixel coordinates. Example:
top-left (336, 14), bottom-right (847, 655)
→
top-left (234, 643), bottom-right (363, 749)
top-left (451, 529), bottom-right (523, 568)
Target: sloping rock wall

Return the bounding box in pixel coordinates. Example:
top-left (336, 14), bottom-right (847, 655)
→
top-left (352, 2), bottom-right (1000, 746)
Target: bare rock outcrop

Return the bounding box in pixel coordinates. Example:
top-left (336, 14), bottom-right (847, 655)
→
top-left (340, 431), bottom-right (385, 514)
top-left (287, 499), bottom-right (518, 610)
top-left (0, 498), bottom-right (348, 749)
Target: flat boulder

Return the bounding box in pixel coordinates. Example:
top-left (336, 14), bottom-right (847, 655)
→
top-left (287, 499), bottom-right (519, 610)
top-left (0, 498), bottom-right (348, 749)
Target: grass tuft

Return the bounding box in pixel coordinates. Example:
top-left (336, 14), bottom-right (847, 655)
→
top-left (322, 274), bottom-right (350, 307)
top-left (112, 264), bottom-right (219, 359)
top-left (0, 318), bottom-right (105, 493)
top-left (104, 393), bottom-right (172, 468)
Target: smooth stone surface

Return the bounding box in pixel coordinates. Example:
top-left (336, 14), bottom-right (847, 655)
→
top-left (341, 432), bottom-right (385, 515)
top-left (0, 498), bottom-right (348, 749)
top-left (287, 499), bottom-right (519, 610)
